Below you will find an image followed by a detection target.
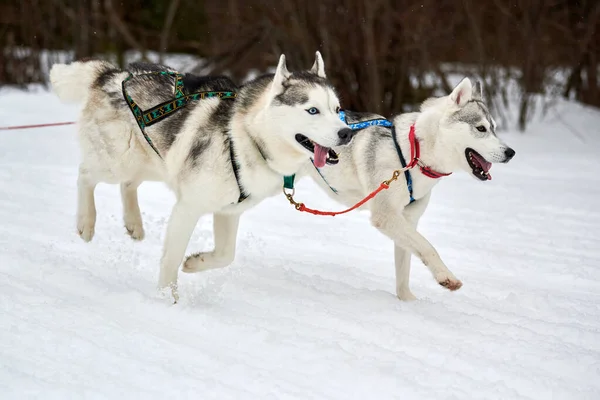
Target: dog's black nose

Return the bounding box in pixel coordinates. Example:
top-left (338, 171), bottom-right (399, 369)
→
top-left (504, 147), bottom-right (516, 162)
top-left (337, 128), bottom-right (354, 145)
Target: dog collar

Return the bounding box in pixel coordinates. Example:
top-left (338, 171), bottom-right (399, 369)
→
top-left (404, 124), bottom-right (452, 179)
top-left (391, 124), bottom-right (452, 203)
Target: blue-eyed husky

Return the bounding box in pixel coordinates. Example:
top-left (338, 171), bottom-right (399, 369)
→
top-left (50, 52), bottom-right (354, 301)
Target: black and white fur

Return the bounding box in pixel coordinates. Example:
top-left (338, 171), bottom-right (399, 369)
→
top-left (302, 78), bottom-right (516, 300)
top-left (49, 52), bottom-right (351, 301)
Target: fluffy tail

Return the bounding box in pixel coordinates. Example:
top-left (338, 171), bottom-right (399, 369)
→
top-left (49, 60), bottom-right (115, 103)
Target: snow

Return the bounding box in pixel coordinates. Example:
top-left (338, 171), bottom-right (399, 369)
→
top-left (1, 90), bottom-right (600, 400)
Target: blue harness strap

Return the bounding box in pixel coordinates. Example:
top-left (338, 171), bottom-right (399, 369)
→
top-left (390, 126), bottom-right (415, 203)
top-left (339, 110), bottom-right (394, 130)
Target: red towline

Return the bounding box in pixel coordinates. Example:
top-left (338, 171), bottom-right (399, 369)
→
top-left (0, 121), bottom-right (75, 131)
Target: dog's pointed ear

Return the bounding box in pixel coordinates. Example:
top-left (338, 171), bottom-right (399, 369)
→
top-left (310, 51), bottom-right (326, 78)
top-left (473, 80), bottom-right (484, 99)
top-left (270, 54), bottom-right (291, 96)
top-left (449, 77), bottom-right (473, 107)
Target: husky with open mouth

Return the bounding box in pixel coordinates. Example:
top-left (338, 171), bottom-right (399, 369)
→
top-left (49, 52), bottom-right (353, 301)
top-left (303, 78), bottom-right (516, 300)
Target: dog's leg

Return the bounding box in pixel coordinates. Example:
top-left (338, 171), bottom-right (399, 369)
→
top-left (76, 166), bottom-right (97, 242)
top-left (158, 200), bottom-right (202, 302)
top-left (120, 180), bottom-right (144, 240)
top-left (394, 246), bottom-right (416, 301)
top-left (393, 194), bottom-right (431, 301)
top-left (370, 194), bottom-right (462, 292)
top-left (182, 213), bottom-right (240, 273)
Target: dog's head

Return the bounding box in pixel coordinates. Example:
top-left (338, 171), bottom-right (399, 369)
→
top-left (264, 52), bottom-right (352, 168)
top-left (427, 78), bottom-right (515, 181)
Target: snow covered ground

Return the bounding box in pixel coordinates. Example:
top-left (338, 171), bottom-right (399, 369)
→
top-left (1, 89), bottom-right (600, 400)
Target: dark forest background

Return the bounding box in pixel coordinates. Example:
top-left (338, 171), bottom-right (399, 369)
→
top-left (0, 0), bottom-right (598, 130)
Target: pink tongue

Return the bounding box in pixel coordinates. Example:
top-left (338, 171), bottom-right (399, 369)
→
top-left (473, 152), bottom-right (492, 172)
top-left (313, 144), bottom-right (329, 168)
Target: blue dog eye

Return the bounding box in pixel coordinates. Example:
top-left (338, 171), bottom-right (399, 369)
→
top-left (307, 107), bottom-right (320, 115)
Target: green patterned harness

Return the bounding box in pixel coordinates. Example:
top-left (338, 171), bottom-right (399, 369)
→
top-left (121, 71), bottom-right (237, 158)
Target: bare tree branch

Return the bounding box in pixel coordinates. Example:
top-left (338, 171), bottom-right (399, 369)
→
top-left (159, 0), bottom-right (182, 64)
top-left (104, 0), bottom-right (144, 56)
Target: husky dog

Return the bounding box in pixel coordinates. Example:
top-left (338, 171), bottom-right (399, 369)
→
top-left (302, 78), bottom-right (515, 300)
top-left (49, 52), bottom-right (353, 301)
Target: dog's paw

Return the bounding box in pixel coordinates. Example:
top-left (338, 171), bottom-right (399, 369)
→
top-left (157, 282), bottom-right (179, 304)
top-left (437, 276), bottom-right (463, 291)
top-left (182, 253), bottom-right (209, 273)
top-left (182, 252), bottom-right (231, 273)
top-left (125, 221), bottom-right (145, 241)
top-left (397, 290), bottom-right (418, 301)
top-left (76, 218), bottom-right (95, 242)
top-left (157, 287), bottom-right (179, 304)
